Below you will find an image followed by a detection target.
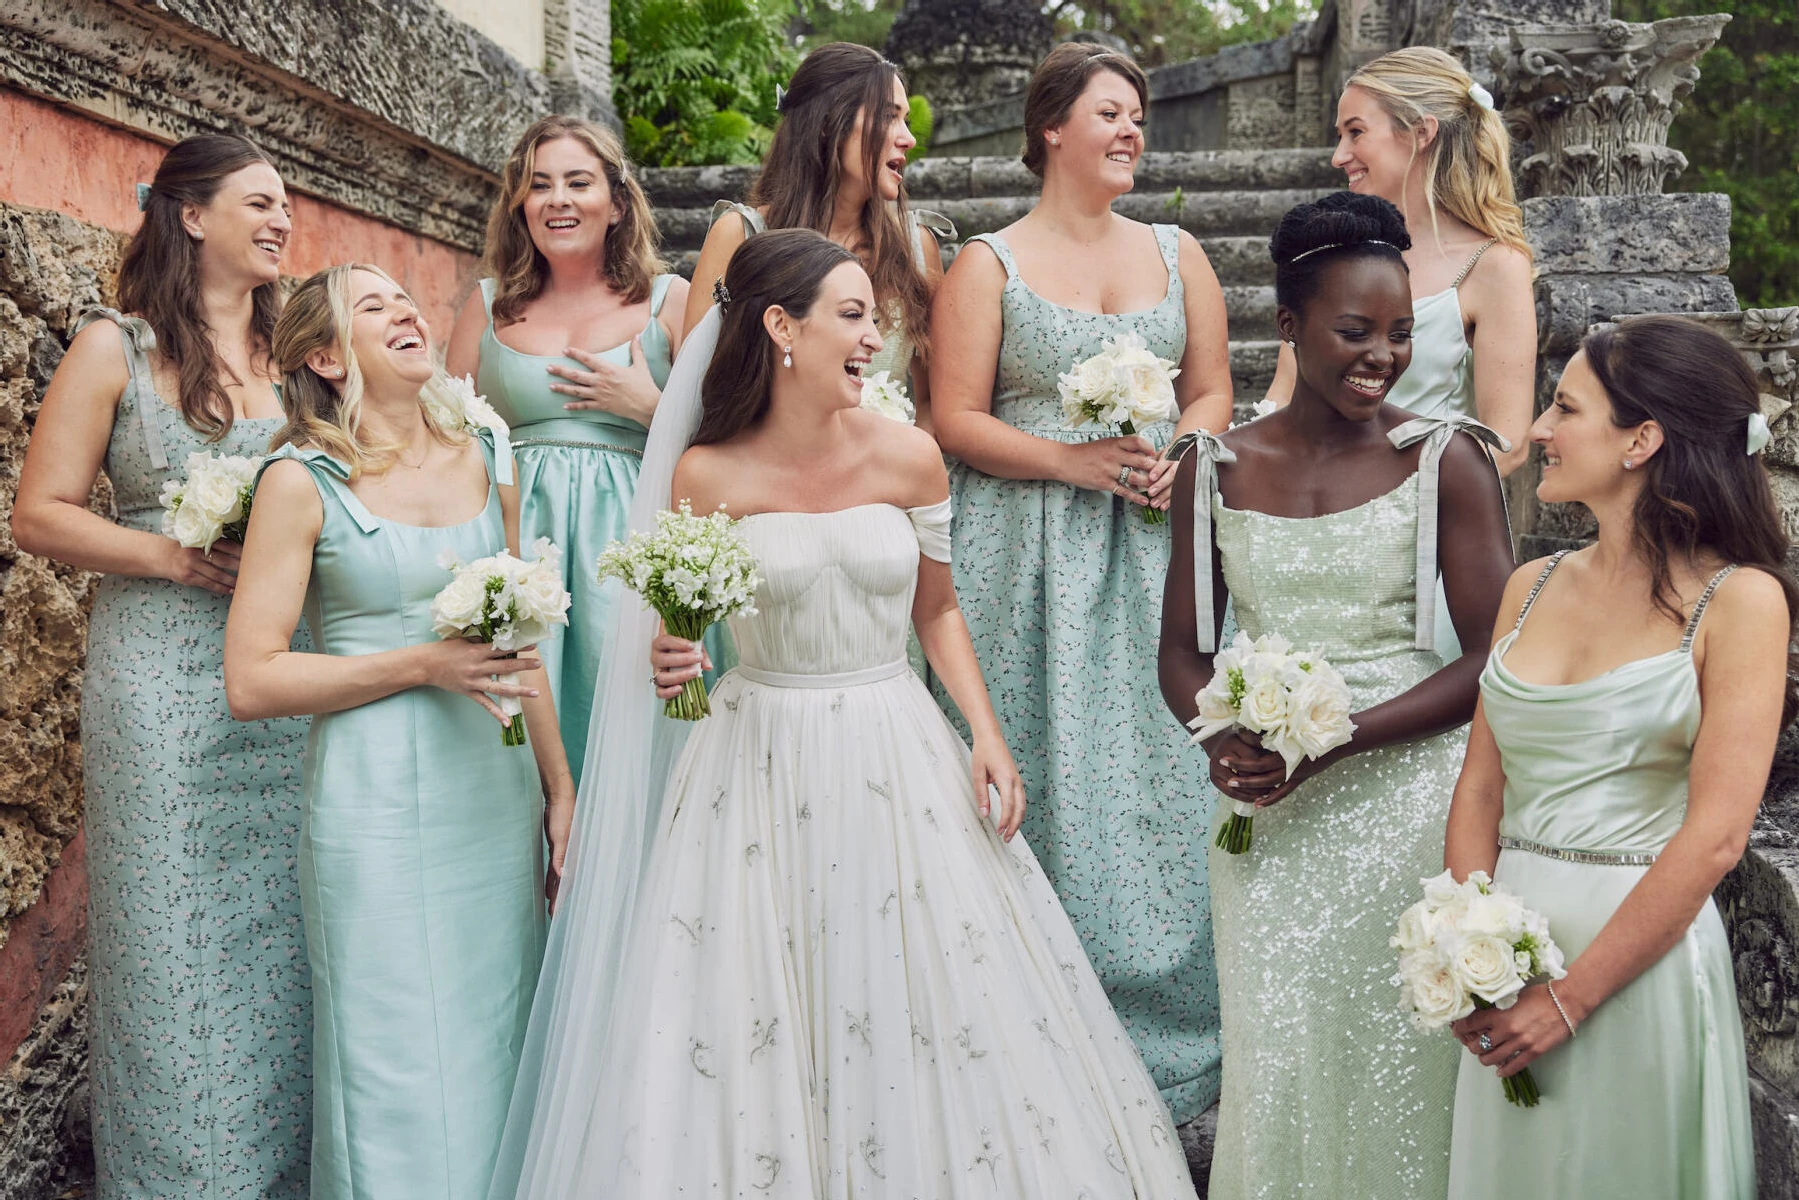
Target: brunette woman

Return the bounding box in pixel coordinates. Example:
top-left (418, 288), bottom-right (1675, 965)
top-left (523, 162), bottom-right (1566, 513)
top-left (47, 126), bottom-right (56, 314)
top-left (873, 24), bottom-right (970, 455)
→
top-left (1444, 317), bottom-right (1787, 1199)
top-left (927, 42), bottom-right (1234, 1124)
top-left (12, 134), bottom-right (311, 1198)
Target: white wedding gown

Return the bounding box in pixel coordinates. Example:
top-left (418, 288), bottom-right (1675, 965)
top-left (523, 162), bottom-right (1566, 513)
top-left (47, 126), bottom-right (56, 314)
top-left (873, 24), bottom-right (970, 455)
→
top-left (564, 501), bottom-right (1196, 1197)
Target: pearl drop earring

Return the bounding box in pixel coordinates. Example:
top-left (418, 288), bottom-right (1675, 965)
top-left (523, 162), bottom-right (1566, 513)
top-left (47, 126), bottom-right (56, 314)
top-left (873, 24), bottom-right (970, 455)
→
top-left (783, 346), bottom-right (793, 369)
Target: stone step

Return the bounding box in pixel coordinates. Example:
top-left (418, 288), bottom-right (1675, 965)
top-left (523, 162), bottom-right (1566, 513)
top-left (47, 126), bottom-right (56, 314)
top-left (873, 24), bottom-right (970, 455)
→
top-left (1229, 338), bottom-right (1279, 406)
top-left (638, 147), bottom-right (1338, 210)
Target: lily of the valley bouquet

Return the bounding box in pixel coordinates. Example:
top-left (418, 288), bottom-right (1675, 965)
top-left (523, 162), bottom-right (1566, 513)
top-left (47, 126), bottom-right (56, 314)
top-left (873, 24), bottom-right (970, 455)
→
top-left (1057, 331), bottom-right (1181, 524)
top-left (1392, 870), bottom-right (1568, 1108)
top-left (597, 501), bottom-right (762, 721)
top-left (430, 538), bottom-right (571, 746)
top-left (159, 451), bottom-right (260, 551)
top-left (860, 370), bottom-right (914, 424)
top-left (1188, 631), bottom-right (1356, 854)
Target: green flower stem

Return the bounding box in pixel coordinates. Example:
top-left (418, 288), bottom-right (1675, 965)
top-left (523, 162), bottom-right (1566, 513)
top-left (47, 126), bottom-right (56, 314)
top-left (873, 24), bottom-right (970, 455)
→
top-left (502, 714), bottom-right (528, 746)
top-left (1502, 1067), bottom-right (1541, 1108)
top-left (1215, 810), bottom-right (1253, 854)
top-left (1119, 419), bottom-right (1166, 525)
top-left (663, 610), bottom-right (717, 722)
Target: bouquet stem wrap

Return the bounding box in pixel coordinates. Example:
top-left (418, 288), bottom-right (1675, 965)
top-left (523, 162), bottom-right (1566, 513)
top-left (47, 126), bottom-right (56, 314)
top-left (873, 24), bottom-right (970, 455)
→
top-left (496, 672), bottom-right (527, 746)
top-left (1119, 420), bottom-right (1165, 526)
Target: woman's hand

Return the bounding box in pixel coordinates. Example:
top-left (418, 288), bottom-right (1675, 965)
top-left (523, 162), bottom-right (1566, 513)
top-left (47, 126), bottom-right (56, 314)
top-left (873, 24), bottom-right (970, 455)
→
top-left (1143, 453), bottom-right (1179, 514)
top-left (651, 630), bottom-right (710, 700)
top-left (1450, 984), bottom-right (1576, 1078)
top-left (971, 731), bottom-right (1026, 841)
top-left (548, 335), bottom-right (659, 426)
top-left (162, 537), bottom-right (242, 595)
top-left (416, 638), bottom-right (542, 724)
top-left (544, 779), bottom-right (575, 914)
top-left (1205, 729), bottom-right (1336, 809)
top-left (1058, 435), bottom-right (1160, 507)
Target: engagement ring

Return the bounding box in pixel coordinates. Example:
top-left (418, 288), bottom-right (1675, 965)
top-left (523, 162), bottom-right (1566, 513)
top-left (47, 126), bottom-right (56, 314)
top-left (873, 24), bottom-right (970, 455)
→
top-left (1116, 465), bottom-right (1132, 488)
top-left (1478, 1033), bottom-right (1493, 1052)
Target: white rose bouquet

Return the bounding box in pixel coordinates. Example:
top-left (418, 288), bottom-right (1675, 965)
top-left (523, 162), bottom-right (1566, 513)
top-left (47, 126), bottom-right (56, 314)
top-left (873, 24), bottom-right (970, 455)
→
top-left (859, 370), bottom-right (914, 424)
top-left (422, 373), bottom-right (510, 439)
top-left (1057, 331), bottom-right (1181, 525)
top-left (1392, 869), bottom-right (1568, 1108)
top-left (1188, 631), bottom-right (1356, 854)
top-left (430, 538), bottom-right (571, 746)
top-left (597, 501), bottom-right (762, 721)
top-left (159, 450), bottom-right (260, 552)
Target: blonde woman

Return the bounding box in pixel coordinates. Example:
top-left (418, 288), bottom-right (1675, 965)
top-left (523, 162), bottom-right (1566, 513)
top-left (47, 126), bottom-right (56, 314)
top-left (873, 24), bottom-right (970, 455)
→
top-left (226, 264), bottom-right (574, 1200)
top-left (1269, 46), bottom-right (1535, 476)
top-left (446, 115), bottom-right (702, 783)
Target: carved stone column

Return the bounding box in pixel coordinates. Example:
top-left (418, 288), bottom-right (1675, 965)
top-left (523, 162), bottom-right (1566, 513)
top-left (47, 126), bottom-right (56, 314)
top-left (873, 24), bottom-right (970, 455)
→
top-left (544, 0), bottom-right (617, 125)
top-left (1493, 15), bottom-right (1731, 198)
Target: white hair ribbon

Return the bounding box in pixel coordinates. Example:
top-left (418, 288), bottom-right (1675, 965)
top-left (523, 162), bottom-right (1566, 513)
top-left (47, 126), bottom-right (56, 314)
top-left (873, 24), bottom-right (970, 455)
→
top-left (1747, 410), bottom-right (1772, 456)
top-left (1468, 82), bottom-right (1496, 112)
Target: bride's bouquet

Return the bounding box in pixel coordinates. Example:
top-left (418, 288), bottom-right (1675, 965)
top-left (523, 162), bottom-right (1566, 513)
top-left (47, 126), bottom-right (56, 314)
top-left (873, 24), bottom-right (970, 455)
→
top-left (430, 538), bottom-right (571, 746)
top-left (1187, 631), bottom-right (1356, 854)
top-left (597, 501), bottom-right (762, 721)
top-left (1057, 331), bottom-right (1180, 524)
top-left (159, 450), bottom-right (260, 551)
top-left (859, 370), bottom-right (914, 424)
top-left (1393, 870), bottom-right (1568, 1108)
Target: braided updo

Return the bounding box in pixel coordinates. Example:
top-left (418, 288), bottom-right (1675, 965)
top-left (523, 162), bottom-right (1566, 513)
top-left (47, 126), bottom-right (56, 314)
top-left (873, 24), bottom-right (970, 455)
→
top-left (1271, 191), bottom-right (1411, 314)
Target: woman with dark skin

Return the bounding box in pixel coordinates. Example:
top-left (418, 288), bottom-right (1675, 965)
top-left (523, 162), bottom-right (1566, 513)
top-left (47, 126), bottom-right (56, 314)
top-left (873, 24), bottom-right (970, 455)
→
top-left (1158, 192), bottom-right (1514, 1197)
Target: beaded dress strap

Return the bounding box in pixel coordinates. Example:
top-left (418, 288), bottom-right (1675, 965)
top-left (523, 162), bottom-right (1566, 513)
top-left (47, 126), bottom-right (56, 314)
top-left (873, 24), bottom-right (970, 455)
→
top-left (1679, 565), bottom-right (1738, 653)
top-left (1387, 414), bottom-right (1513, 650)
top-left (72, 307), bottom-right (169, 470)
top-left (1166, 430), bottom-right (1238, 652)
top-left (1453, 239), bottom-right (1499, 288)
top-left (1513, 551), bottom-right (1570, 633)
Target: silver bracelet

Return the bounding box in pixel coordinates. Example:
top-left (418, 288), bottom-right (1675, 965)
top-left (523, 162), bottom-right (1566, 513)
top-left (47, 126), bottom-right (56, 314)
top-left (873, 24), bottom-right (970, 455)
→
top-left (1545, 981), bottom-right (1577, 1038)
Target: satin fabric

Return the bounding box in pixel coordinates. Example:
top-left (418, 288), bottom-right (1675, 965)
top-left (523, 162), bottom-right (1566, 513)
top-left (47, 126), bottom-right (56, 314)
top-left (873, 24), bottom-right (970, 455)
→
top-left (265, 434), bottom-right (546, 1200)
top-left (1448, 558), bottom-right (1754, 1199)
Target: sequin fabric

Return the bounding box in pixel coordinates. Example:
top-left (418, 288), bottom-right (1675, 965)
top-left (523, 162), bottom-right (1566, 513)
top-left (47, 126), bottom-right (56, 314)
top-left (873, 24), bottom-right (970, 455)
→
top-left (1205, 474), bottom-right (1463, 1199)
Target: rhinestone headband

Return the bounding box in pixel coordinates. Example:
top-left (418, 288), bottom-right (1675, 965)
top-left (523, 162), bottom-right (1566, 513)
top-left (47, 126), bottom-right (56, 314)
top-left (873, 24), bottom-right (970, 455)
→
top-left (1285, 239), bottom-right (1400, 265)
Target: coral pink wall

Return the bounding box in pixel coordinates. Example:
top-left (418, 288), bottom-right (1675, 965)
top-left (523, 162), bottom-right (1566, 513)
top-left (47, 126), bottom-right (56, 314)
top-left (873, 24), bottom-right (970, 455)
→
top-left (0, 89), bottom-right (479, 331)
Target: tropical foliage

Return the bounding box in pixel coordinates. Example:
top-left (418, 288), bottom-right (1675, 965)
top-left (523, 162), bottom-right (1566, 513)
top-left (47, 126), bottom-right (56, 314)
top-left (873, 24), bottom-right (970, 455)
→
top-left (1045, 0), bottom-right (1317, 68)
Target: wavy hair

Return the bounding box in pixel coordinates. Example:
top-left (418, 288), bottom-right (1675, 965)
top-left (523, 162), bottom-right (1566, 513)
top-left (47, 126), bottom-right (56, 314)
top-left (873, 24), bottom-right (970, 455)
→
top-left (119, 133), bottom-right (282, 439)
top-left (1346, 48), bottom-right (1529, 257)
top-left (1582, 315), bottom-right (1797, 725)
top-left (694, 230), bottom-right (859, 446)
top-left (484, 115), bottom-right (663, 325)
top-left (748, 42), bottom-right (932, 361)
top-left (270, 264), bottom-right (468, 477)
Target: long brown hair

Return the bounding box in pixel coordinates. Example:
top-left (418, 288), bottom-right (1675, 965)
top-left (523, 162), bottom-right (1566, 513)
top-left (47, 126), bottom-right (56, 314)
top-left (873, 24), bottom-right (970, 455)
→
top-left (270, 264), bottom-right (467, 478)
top-left (1583, 315), bottom-right (1797, 724)
top-left (119, 133), bottom-right (282, 439)
top-left (695, 230), bottom-right (858, 446)
top-left (748, 42), bottom-right (932, 361)
top-left (484, 115), bottom-right (663, 324)
top-left (1021, 42), bottom-right (1149, 178)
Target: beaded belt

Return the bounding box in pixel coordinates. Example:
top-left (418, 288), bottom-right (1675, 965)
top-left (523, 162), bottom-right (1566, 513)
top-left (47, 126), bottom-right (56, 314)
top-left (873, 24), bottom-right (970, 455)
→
top-left (1498, 835), bottom-right (1658, 866)
top-left (510, 436), bottom-right (644, 457)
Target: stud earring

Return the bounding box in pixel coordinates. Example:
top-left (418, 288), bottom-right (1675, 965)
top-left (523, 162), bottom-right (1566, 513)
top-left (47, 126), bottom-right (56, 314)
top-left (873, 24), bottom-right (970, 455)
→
top-left (1049, 135), bottom-right (1059, 145)
top-left (783, 346), bottom-right (793, 369)
top-left (1623, 458), bottom-right (1634, 470)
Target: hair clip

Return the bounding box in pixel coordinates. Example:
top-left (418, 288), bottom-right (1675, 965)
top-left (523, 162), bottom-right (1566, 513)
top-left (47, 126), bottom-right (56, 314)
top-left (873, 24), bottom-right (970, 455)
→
top-left (712, 278), bottom-right (731, 307)
top-left (1467, 82), bottom-right (1496, 113)
top-left (1747, 410), bottom-right (1772, 457)
top-left (135, 183), bottom-right (153, 211)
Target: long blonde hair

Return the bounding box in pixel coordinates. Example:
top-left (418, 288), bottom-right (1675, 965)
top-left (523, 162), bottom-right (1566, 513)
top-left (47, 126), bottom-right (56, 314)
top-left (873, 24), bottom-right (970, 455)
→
top-left (270, 263), bottom-right (467, 477)
top-left (484, 115), bottom-right (663, 325)
top-left (1345, 48), bottom-right (1529, 257)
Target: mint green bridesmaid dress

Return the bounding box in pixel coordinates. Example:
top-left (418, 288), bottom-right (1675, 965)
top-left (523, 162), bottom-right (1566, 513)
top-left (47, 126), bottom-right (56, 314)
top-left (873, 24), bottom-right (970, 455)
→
top-left (73, 308), bottom-right (312, 1198)
top-left (262, 430), bottom-right (546, 1200)
top-left (942, 226), bottom-right (1221, 1123)
top-left (1448, 552), bottom-right (1754, 1199)
top-left (474, 276), bottom-right (728, 783)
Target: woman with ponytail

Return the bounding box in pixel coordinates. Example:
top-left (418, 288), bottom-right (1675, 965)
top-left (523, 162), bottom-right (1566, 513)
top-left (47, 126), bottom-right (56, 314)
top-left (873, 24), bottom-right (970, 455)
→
top-left (1443, 316), bottom-right (1787, 1199)
top-left (12, 134), bottom-right (312, 1197)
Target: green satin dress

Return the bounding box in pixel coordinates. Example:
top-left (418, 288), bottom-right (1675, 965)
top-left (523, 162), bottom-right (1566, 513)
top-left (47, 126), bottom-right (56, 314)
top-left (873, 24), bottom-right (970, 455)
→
top-left (262, 431), bottom-right (547, 1200)
top-left (1448, 552), bottom-right (1754, 1199)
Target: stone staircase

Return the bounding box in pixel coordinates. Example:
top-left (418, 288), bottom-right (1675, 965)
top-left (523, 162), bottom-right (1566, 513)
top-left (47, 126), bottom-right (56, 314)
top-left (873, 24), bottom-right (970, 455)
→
top-left (641, 147), bottom-right (1342, 406)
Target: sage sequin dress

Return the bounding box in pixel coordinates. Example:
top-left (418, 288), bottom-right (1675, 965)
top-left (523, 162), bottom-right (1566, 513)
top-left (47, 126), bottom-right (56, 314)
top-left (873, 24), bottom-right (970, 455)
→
top-left (1184, 416), bottom-right (1503, 1198)
top-left (74, 309), bottom-right (312, 1197)
top-left (942, 226), bottom-right (1220, 1122)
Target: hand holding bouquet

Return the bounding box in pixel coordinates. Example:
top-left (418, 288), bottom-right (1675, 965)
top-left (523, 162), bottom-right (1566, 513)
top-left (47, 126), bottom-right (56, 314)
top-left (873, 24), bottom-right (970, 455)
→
top-left (430, 538), bottom-right (571, 745)
top-left (159, 451), bottom-right (260, 551)
top-left (1392, 870), bottom-right (1568, 1107)
top-left (1057, 331), bottom-right (1181, 524)
top-left (598, 501), bottom-right (761, 720)
top-left (1188, 631), bottom-right (1356, 854)
top-left (859, 370), bottom-right (915, 424)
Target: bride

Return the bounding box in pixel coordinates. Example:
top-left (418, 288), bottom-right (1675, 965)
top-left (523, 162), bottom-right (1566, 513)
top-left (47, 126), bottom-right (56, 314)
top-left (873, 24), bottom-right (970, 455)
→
top-left (487, 227), bottom-right (1198, 1197)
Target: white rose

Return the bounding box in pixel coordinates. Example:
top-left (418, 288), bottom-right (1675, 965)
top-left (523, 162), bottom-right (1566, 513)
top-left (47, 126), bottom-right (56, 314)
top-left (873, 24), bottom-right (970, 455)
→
top-left (1392, 901), bottom-right (1434, 953)
top-left (1459, 890), bottom-right (1526, 941)
top-left (1421, 869), bottom-right (1465, 909)
top-left (431, 572), bottom-right (490, 636)
top-left (1187, 684), bottom-right (1240, 744)
top-left (168, 497), bottom-right (222, 549)
top-left (1251, 398), bottom-right (1278, 419)
top-left (1450, 934), bottom-right (1526, 1008)
top-left (1286, 672), bottom-right (1356, 760)
top-left (185, 465), bottom-right (245, 528)
top-left (859, 371), bottom-right (915, 423)
top-left (1402, 953), bottom-right (1474, 1029)
top-left (1236, 673), bottom-right (1291, 735)
top-left (514, 566), bottom-right (571, 627)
